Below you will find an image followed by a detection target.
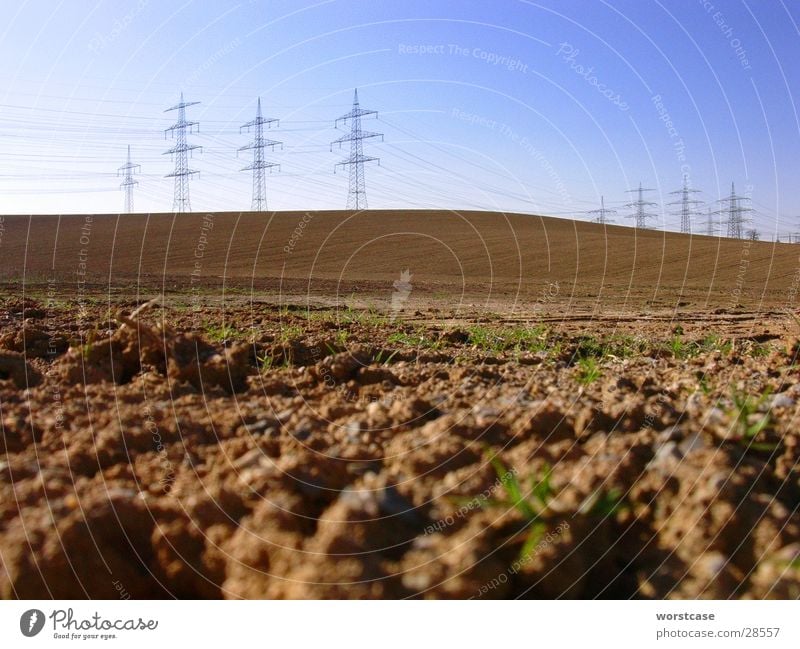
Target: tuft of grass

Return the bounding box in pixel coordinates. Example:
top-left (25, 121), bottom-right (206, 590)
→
top-left (576, 356), bottom-right (601, 385)
top-left (669, 334), bottom-right (687, 359)
top-left (699, 333), bottom-right (733, 355)
top-left (603, 334), bottom-right (648, 359)
top-left (505, 325), bottom-right (549, 353)
top-left (466, 324), bottom-right (550, 355)
top-left (338, 304), bottom-right (389, 328)
top-left (277, 324), bottom-right (304, 343)
top-left (574, 335), bottom-right (606, 360)
top-left (257, 350), bottom-right (294, 371)
top-left (79, 330), bottom-right (97, 360)
top-left (745, 341), bottom-right (771, 358)
top-left (580, 487), bottom-right (628, 517)
top-left (373, 349), bottom-right (400, 365)
top-left (727, 386), bottom-right (777, 451)
top-left (467, 325), bottom-right (505, 353)
top-left (363, 306), bottom-right (389, 328)
top-left (256, 354), bottom-right (274, 372)
top-left (203, 322), bottom-right (237, 343)
top-left (387, 329), bottom-right (441, 350)
top-left (482, 455), bottom-right (555, 560)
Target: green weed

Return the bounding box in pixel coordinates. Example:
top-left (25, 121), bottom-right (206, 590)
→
top-left (467, 325), bottom-right (505, 353)
top-left (727, 386), bottom-right (777, 451)
top-left (466, 324), bottom-right (549, 354)
top-left (576, 356), bottom-right (601, 385)
top-left (699, 333), bottom-right (733, 355)
top-left (387, 330), bottom-right (441, 349)
top-left (373, 349), bottom-right (400, 365)
top-left (580, 487), bottom-right (628, 517)
top-left (203, 322), bottom-right (237, 343)
top-left (483, 455), bottom-right (555, 560)
top-left (277, 324), bottom-right (303, 343)
top-left (669, 334), bottom-right (687, 359)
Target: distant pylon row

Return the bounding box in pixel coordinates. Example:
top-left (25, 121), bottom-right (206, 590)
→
top-left (585, 179), bottom-right (755, 239)
top-left (118, 89), bottom-right (381, 214)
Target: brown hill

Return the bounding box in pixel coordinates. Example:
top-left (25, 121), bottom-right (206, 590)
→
top-left (0, 210), bottom-right (796, 308)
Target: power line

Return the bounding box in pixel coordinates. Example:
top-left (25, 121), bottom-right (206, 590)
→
top-left (705, 206), bottom-right (719, 237)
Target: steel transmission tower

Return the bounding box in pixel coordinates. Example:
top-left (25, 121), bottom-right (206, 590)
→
top-left (118, 145), bottom-right (140, 213)
top-left (625, 182), bottom-right (658, 229)
top-left (164, 93), bottom-right (201, 213)
top-left (586, 196), bottom-right (616, 224)
top-left (331, 89), bottom-right (383, 210)
top-left (717, 182), bottom-right (753, 239)
top-left (239, 97), bottom-right (281, 211)
top-left (668, 177), bottom-right (703, 234)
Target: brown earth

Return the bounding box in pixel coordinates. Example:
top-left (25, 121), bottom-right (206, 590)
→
top-left (1, 210), bottom-right (799, 310)
top-left (0, 210), bottom-right (799, 599)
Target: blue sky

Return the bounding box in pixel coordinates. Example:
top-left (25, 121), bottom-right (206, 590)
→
top-left (0, 0), bottom-right (798, 236)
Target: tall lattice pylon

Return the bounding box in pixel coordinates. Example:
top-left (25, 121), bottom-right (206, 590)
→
top-left (239, 97), bottom-right (281, 211)
top-left (717, 182), bottom-right (753, 239)
top-left (164, 93), bottom-right (201, 213)
top-left (331, 89), bottom-right (383, 210)
top-left (118, 145), bottom-right (140, 213)
top-left (625, 182), bottom-right (658, 229)
top-left (668, 177), bottom-right (703, 234)
top-left (586, 195), bottom-right (616, 224)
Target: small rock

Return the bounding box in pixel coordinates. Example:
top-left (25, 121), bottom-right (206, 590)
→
top-left (343, 421), bottom-right (361, 436)
top-left (247, 419), bottom-right (276, 435)
top-left (771, 394), bottom-right (794, 409)
top-left (291, 428), bottom-right (311, 441)
top-left (656, 426), bottom-right (683, 443)
top-left (647, 441), bottom-right (683, 471)
top-left (707, 407), bottom-right (726, 425)
top-left (679, 432), bottom-right (706, 455)
top-left (233, 449), bottom-right (266, 469)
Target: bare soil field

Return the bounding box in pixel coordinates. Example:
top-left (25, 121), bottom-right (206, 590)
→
top-left (0, 210), bottom-right (799, 599)
top-left (1, 210), bottom-right (799, 309)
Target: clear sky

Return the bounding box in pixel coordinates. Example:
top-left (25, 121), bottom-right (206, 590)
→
top-left (0, 0), bottom-right (798, 236)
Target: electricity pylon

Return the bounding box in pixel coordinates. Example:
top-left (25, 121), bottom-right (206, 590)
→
top-left (586, 195), bottom-right (616, 224)
top-left (331, 89), bottom-right (383, 210)
top-left (716, 182), bottom-right (753, 239)
top-left (164, 92), bottom-right (201, 213)
top-left (239, 97), bottom-right (281, 211)
top-left (668, 177), bottom-right (703, 234)
top-left (625, 182), bottom-right (658, 229)
top-left (118, 145), bottom-right (140, 213)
